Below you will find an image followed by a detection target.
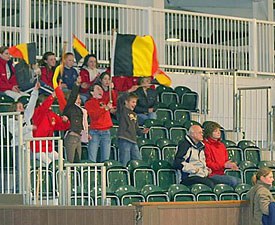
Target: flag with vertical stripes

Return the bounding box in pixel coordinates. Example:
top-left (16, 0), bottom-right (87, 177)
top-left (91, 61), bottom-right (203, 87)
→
top-left (9, 42), bottom-right (36, 64)
top-left (72, 34), bottom-right (89, 63)
top-left (111, 33), bottom-right (171, 86)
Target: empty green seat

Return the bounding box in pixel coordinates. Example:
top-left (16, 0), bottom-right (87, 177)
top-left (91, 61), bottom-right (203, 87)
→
top-left (227, 147), bottom-right (243, 165)
top-left (141, 184), bottom-right (169, 202)
top-left (168, 184), bottom-right (195, 202)
top-left (151, 160), bottom-right (178, 191)
top-left (127, 160), bottom-right (156, 190)
top-left (115, 185), bottom-right (145, 205)
top-left (156, 108), bottom-right (173, 122)
top-left (174, 86), bottom-right (191, 99)
top-left (235, 184), bottom-right (251, 200)
top-left (237, 140), bottom-right (256, 150)
top-left (244, 147), bottom-right (261, 164)
top-left (258, 161), bottom-right (275, 169)
top-left (213, 184), bottom-right (239, 201)
top-left (181, 91), bottom-right (199, 112)
top-left (191, 184), bottom-right (217, 201)
top-left (222, 139), bottom-right (237, 148)
top-left (239, 161), bottom-right (258, 185)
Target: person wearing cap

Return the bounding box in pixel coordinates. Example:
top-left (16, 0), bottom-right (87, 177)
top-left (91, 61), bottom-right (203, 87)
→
top-left (84, 83), bottom-right (113, 162)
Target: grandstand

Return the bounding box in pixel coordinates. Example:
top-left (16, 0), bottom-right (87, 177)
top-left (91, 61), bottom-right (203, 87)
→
top-left (0, 0), bottom-right (275, 225)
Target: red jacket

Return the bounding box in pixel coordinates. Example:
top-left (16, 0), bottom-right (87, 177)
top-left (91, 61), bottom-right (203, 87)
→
top-left (203, 137), bottom-right (229, 176)
top-left (0, 57), bottom-right (17, 92)
top-left (85, 98), bottom-right (113, 130)
top-left (112, 76), bottom-right (138, 92)
top-left (32, 95), bottom-right (70, 153)
top-left (79, 68), bottom-right (99, 93)
top-left (40, 66), bottom-right (54, 88)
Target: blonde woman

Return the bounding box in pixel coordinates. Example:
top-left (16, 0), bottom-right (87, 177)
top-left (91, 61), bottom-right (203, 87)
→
top-left (248, 167), bottom-right (274, 225)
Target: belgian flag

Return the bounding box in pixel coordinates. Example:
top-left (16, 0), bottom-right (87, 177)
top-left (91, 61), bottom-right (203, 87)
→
top-left (72, 34), bottom-right (89, 63)
top-left (111, 33), bottom-right (171, 86)
top-left (9, 42), bottom-right (36, 64)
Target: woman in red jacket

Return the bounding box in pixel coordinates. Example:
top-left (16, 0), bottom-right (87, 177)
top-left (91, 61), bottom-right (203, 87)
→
top-left (0, 46), bottom-right (29, 100)
top-left (203, 121), bottom-right (241, 188)
top-left (32, 92), bottom-right (70, 165)
top-left (39, 51), bottom-right (56, 89)
top-left (79, 54), bottom-right (100, 103)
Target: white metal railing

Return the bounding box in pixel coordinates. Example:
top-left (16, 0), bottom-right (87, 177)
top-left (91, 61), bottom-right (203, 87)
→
top-left (0, 112), bottom-right (22, 194)
top-left (23, 137), bottom-right (107, 206)
top-left (0, 0), bottom-right (275, 76)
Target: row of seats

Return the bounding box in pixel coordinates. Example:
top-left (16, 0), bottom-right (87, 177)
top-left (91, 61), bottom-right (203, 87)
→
top-left (71, 183), bottom-right (252, 206)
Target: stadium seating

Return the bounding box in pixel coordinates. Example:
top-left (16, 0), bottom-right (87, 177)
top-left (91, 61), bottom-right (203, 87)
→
top-left (151, 160), bottom-right (178, 191)
top-left (140, 184), bottom-right (169, 202)
top-left (168, 184), bottom-right (195, 202)
top-left (239, 161), bottom-right (258, 185)
top-left (191, 183), bottom-right (217, 201)
top-left (213, 184), bottom-right (239, 201)
top-left (115, 185), bottom-right (145, 205)
top-left (235, 184), bottom-right (251, 200)
top-left (127, 160), bottom-right (156, 190)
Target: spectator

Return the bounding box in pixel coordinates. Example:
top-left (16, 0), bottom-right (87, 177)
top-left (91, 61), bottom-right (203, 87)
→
top-left (134, 77), bottom-right (157, 125)
top-left (203, 121), bottom-right (241, 188)
top-left (15, 59), bottom-right (41, 93)
top-left (39, 51), bottom-right (56, 89)
top-left (248, 167), bottom-right (274, 225)
top-left (79, 54), bottom-right (100, 103)
top-left (85, 83), bottom-right (113, 162)
top-left (117, 92), bottom-right (149, 166)
top-left (63, 76), bottom-right (88, 163)
top-left (97, 72), bottom-right (118, 118)
top-left (32, 91), bottom-right (70, 165)
top-left (173, 125), bottom-right (216, 188)
top-left (61, 52), bottom-right (78, 92)
top-left (0, 46), bottom-right (29, 101)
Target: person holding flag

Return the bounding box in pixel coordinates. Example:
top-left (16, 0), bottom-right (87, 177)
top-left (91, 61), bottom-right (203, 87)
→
top-left (0, 46), bottom-right (29, 101)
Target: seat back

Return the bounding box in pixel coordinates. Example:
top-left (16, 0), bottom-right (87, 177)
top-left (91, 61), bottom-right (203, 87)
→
top-left (213, 184), bottom-right (239, 201)
top-left (244, 147), bottom-right (261, 164)
top-left (227, 147), bottom-right (243, 165)
top-left (168, 184), bottom-right (195, 202)
top-left (181, 91), bottom-right (199, 112)
top-left (191, 184), bottom-right (217, 201)
top-left (141, 184), bottom-right (169, 202)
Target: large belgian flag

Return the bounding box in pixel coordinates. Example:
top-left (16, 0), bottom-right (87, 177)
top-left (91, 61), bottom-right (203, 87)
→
top-left (112, 33), bottom-right (171, 86)
top-left (9, 42), bottom-right (36, 64)
top-left (112, 33), bottom-right (159, 77)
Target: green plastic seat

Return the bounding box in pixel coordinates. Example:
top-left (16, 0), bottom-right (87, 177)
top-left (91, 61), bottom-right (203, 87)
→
top-left (174, 109), bottom-right (191, 123)
top-left (191, 184), bottom-right (217, 201)
top-left (127, 160), bottom-right (156, 190)
top-left (183, 120), bottom-right (201, 130)
top-left (140, 184), bottom-right (169, 202)
top-left (258, 160), bottom-right (275, 169)
top-left (164, 120), bottom-right (182, 129)
top-left (0, 94), bottom-right (14, 103)
top-left (174, 86), bottom-right (191, 99)
top-left (224, 169), bottom-right (243, 183)
top-left (227, 147), bottom-right (243, 165)
top-left (140, 145), bottom-right (161, 164)
top-left (181, 91), bottom-right (199, 112)
top-left (213, 184), bottom-right (239, 201)
top-left (91, 187), bottom-right (120, 206)
top-left (156, 108), bottom-right (173, 122)
top-left (155, 138), bottom-right (176, 149)
top-left (160, 92), bottom-right (179, 105)
top-left (237, 140), bottom-right (256, 150)
top-left (17, 95), bottom-right (30, 105)
top-left (168, 184), bottom-right (195, 202)
top-left (239, 161), bottom-right (258, 185)
top-left (244, 147), bottom-right (261, 164)
top-left (115, 185), bottom-right (145, 205)
top-left (221, 139), bottom-right (237, 148)
top-left (144, 119), bottom-right (164, 128)
top-left (169, 127), bottom-right (187, 145)
top-left (235, 184), bottom-right (252, 200)
top-left (137, 137), bottom-right (154, 147)
top-left (151, 160), bottom-right (177, 191)
top-left (156, 85), bottom-right (174, 95)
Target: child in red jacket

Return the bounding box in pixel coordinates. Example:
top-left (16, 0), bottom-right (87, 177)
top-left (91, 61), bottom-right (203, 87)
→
top-left (85, 83), bottom-right (113, 162)
top-left (32, 92), bottom-right (70, 165)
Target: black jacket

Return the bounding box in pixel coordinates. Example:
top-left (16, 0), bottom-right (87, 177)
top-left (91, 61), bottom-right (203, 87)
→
top-left (63, 83), bottom-right (83, 135)
top-left (134, 87), bottom-right (157, 114)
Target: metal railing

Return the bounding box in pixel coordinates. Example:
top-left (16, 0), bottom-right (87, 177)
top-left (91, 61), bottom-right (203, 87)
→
top-left (0, 0), bottom-right (275, 76)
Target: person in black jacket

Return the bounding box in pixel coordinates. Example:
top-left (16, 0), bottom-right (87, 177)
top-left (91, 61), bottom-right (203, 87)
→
top-left (134, 77), bottom-right (157, 125)
top-left (63, 76), bottom-right (88, 162)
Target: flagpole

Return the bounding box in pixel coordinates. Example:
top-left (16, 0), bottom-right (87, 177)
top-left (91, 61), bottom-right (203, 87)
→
top-left (109, 29), bottom-right (117, 104)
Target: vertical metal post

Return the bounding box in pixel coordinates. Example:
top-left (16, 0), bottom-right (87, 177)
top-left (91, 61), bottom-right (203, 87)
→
top-left (21, 0), bottom-right (30, 43)
top-left (101, 166), bottom-right (107, 206)
top-left (24, 141), bottom-right (31, 205)
top-left (18, 114), bottom-right (23, 194)
top-left (58, 139), bottom-right (64, 205)
top-left (233, 71), bottom-right (238, 131)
